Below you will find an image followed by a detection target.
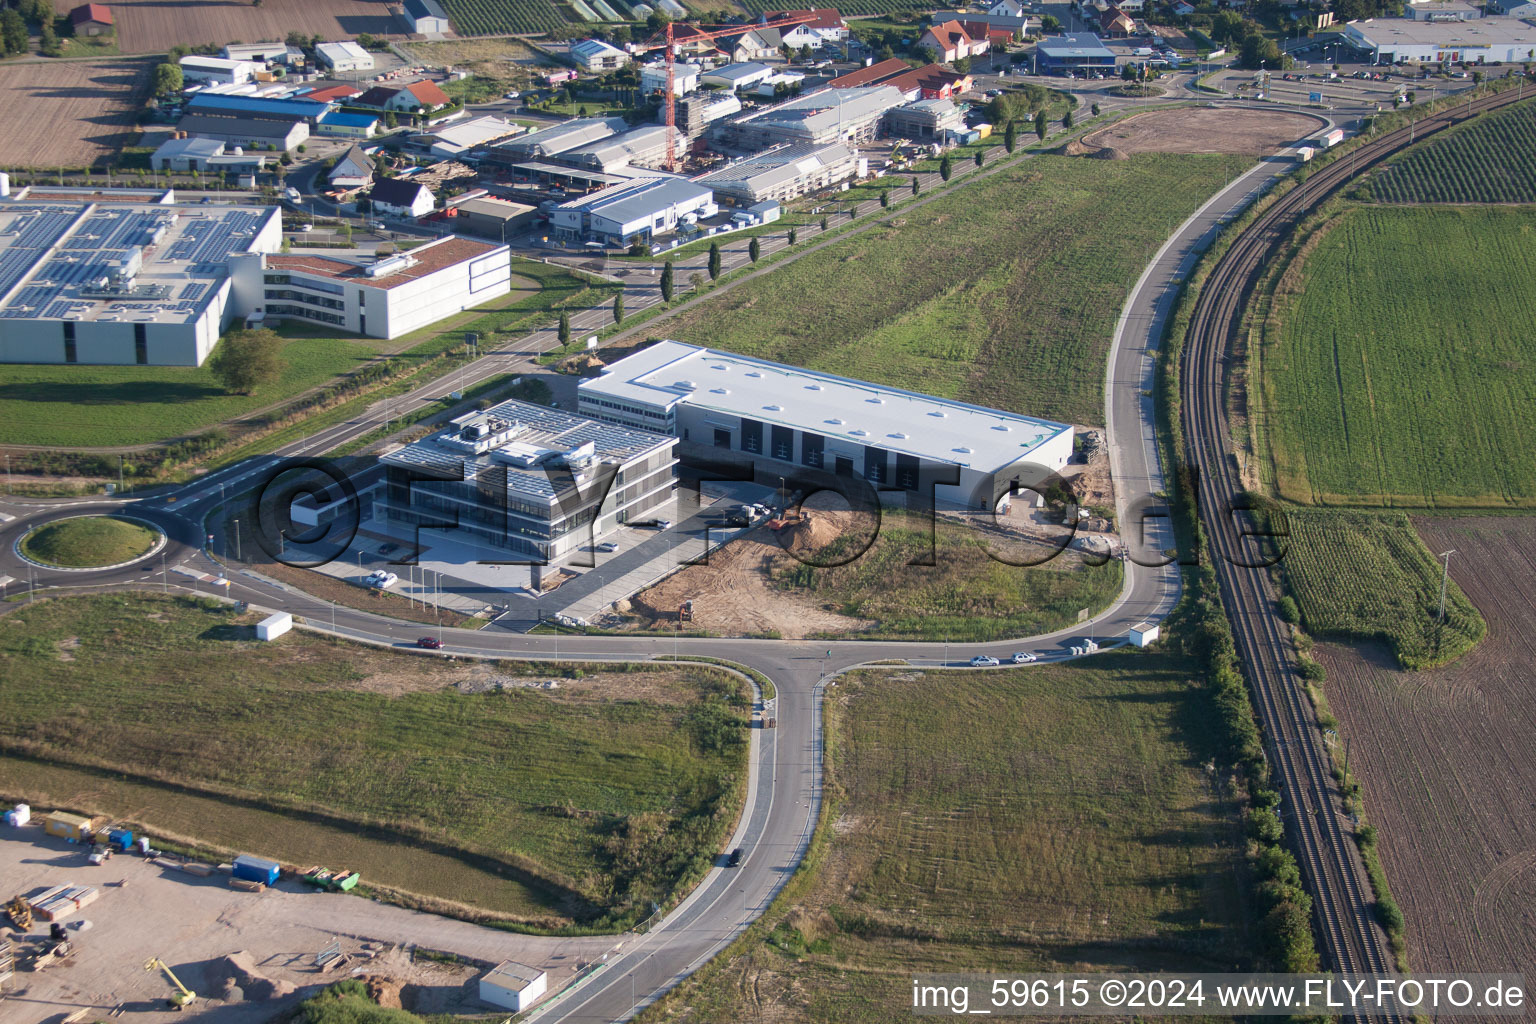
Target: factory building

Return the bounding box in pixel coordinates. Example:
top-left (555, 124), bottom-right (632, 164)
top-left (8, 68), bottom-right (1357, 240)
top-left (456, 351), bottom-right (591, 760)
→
top-left (490, 117), bottom-right (630, 162)
top-left (572, 38), bottom-right (630, 71)
top-left (448, 195), bottom-right (540, 240)
top-left (316, 41), bottom-right (375, 73)
top-left (579, 340), bottom-right (1074, 511)
top-left (174, 113), bottom-right (311, 152)
top-left (699, 62), bottom-right (775, 91)
top-left (0, 198), bottom-right (282, 367)
top-left (713, 85), bottom-right (904, 148)
top-left (418, 115), bottom-right (525, 159)
top-left (402, 0), bottom-right (451, 33)
top-left (696, 141), bottom-right (858, 204)
top-left (1034, 33), bottom-right (1117, 73)
top-left (550, 178), bottom-right (715, 245)
top-left (674, 93), bottom-right (743, 136)
top-left (886, 97), bottom-right (964, 139)
top-left (380, 400), bottom-right (679, 563)
top-left (179, 56), bottom-right (256, 85)
top-left (149, 136), bottom-right (270, 173)
top-left (1342, 15), bottom-right (1536, 61)
top-left (228, 235), bottom-right (512, 338)
top-left (186, 92), bottom-right (331, 124)
top-left (555, 125), bottom-right (686, 174)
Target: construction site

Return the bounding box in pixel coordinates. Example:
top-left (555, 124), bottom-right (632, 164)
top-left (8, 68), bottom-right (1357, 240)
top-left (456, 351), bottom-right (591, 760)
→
top-left (0, 810), bottom-right (613, 1021)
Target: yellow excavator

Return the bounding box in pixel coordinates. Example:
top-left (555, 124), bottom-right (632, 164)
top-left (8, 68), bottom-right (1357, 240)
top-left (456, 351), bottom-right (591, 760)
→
top-left (146, 957), bottom-right (197, 1011)
top-left (5, 895), bottom-right (32, 930)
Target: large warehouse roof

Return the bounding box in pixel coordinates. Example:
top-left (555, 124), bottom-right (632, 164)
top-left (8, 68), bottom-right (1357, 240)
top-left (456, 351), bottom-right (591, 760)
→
top-left (555, 177), bottom-right (711, 223)
top-left (580, 340), bottom-right (1072, 472)
top-left (745, 86), bottom-right (904, 135)
top-left (1344, 14), bottom-right (1536, 46)
top-left (558, 125), bottom-right (682, 171)
top-left (1036, 32), bottom-right (1116, 58)
top-left (498, 116), bottom-right (630, 158)
top-left (0, 200), bottom-right (278, 325)
top-left (696, 141), bottom-right (853, 193)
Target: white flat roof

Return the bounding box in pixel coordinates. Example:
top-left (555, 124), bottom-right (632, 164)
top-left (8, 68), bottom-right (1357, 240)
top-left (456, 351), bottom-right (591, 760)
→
top-left (1347, 13), bottom-right (1536, 44)
top-left (580, 340), bottom-right (1072, 472)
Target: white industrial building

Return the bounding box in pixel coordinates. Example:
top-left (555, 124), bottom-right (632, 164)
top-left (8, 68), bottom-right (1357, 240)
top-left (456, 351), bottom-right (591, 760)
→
top-left (0, 196), bottom-right (282, 367)
top-left (222, 42), bottom-right (290, 63)
top-left (316, 41), bottom-right (375, 73)
top-left (555, 124), bottom-right (685, 174)
top-left (715, 85), bottom-right (904, 147)
top-left (492, 116), bottom-right (630, 162)
top-left (382, 402), bottom-right (678, 564)
top-left (1343, 15), bottom-right (1536, 61)
top-left (420, 115), bottom-right (525, 159)
top-left (229, 235), bottom-right (511, 339)
top-left (696, 141), bottom-right (859, 204)
top-left (640, 61), bottom-right (701, 96)
top-left (699, 62), bottom-right (774, 91)
top-left (402, 0), bottom-right (451, 33)
top-left (572, 38), bottom-right (630, 71)
top-left (179, 56), bottom-right (257, 85)
top-left (478, 962), bottom-right (548, 1013)
top-left (550, 178), bottom-right (715, 245)
top-left (579, 340), bottom-right (1075, 510)
top-left (1405, 0), bottom-right (1481, 19)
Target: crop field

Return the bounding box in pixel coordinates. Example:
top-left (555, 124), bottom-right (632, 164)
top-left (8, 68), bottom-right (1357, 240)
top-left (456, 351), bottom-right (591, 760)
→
top-left (1260, 206), bottom-right (1536, 508)
top-left (1313, 516), bottom-right (1536, 990)
top-left (651, 655), bottom-right (1253, 1023)
top-left (0, 594), bottom-right (749, 927)
top-left (657, 152), bottom-right (1249, 428)
top-left (1275, 508), bottom-right (1483, 670)
top-left (0, 60), bottom-right (151, 170)
top-left (90, 0), bottom-right (402, 55)
top-left (1371, 97), bottom-right (1536, 203)
top-left (439, 0), bottom-right (581, 36)
top-left (0, 263), bottom-right (598, 450)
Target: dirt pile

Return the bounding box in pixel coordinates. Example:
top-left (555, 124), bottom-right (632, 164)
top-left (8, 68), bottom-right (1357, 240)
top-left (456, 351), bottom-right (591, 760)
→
top-left (362, 974), bottom-right (406, 1009)
top-left (1055, 140), bottom-right (1093, 156)
top-left (214, 951), bottom-right (294, 1001)
top-left (1090, 146), bottom-right (1130, 160)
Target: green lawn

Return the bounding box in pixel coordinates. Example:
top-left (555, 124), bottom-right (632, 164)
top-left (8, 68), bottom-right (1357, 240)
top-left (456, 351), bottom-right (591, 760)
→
top-left (647, 654), bottom-right (1253, 1023)
top-left (1273, 508), bottom-right (1484, 670)
top-left (19, 515), bottom-right (158, 567)
top-left (655, 152), bottom-right (1250, 427)
top-left (1261, 206), bottom-right (1536, 508)
top-left (0, 594), bottom-right (750, 928)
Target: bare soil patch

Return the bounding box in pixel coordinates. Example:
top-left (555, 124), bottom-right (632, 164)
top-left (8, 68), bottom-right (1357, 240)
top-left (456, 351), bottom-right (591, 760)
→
top-left (1082, 108), bottom-right (1321, 156)
top-left (1314, 516), bottom-right (1536, 993)
top-left (69, 0), bottom-right (407, 55)
top-left (0, 59), bottom-right (151, 169)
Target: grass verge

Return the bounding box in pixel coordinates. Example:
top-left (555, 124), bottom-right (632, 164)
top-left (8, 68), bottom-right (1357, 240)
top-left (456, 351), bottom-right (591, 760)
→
top-left (19, 515), bottom-right (158, 567)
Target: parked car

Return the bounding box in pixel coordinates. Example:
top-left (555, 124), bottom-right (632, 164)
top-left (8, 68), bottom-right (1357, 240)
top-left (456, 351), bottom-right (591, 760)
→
top-left (727, 848), bottom-right (743, 867)
top-left (417, 637), bottom-right (442, 650)
top-left (596, 541), bottom-right (619, 553)
top-left (378, 542), bottom-right (399, 555)
top-left (653, 519), bottom-right (673, 530)
top-left (970, 655), bottom-right (1000, 667)
top-left (1011, 652), bottom-right (1038, 664)
top-left (366, 571), bottom-right (399, 589)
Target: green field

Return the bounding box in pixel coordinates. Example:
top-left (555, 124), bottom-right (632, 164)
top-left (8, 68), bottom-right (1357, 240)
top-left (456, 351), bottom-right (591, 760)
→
top-left (647, 655), bottom-right (1253, 1023)
top-left (772, 514), bottom-right (1123, 641)
top-left (0, 261), bottom-right (607, 452)
top-left (658, 152), bottom-right (1249, 427)
top-left (1371, 98), bottom-right (1536, 203)
top-left (19, 515), bottom-right (158, 567)
top-left (439, 0), bottom-right (582, 35)
top-left (1275, 508), bottom-right (1484, 670)
top-left (1261, 206), bottom-right (1536, 508)
top-left (0, 595), bottom-right (749, 927)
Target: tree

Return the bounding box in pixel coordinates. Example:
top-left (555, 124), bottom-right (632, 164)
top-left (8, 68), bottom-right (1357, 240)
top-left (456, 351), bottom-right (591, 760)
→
top-left (1278, 595), bottom-right (1300, 624)
top-left (880, 189), bottom-right (890, 208)
top-left (578, 104), bottom-right (589, 116)
top-left (974, 149), bottom-right (983, 167)
top-left (558, 310), bottom-right (570, 345)
top-left (613, 292), bottom-right (624, 323)
top-left (708, 241), bottom-right (721, 280)
top-left (1063, 109), bottom-right (1073, 130)
top-left (1091, 102), bottom-right (1100, 116)
top-left (748, 236), bottom-right (760, 262)
top-left (787, 227), bottom-right (797, 245)
top-left (1041, 13), bottom-right (1061, 31)
top-left (798, 44), bottom-right (811, 62)
top-left (38, 17), bottom-right (59, 56)
top-left (660, 260), bottom-right (674, 301)
top-left (208, 328), bottom-right (285, 394)
top-left (953, 55), bottom-right (971, 74)
top-left (1034, 109), bottom-right (1047, 140)
top-left (1239, 33), bottom-right (1283, 70)
top-left (152, 61), bottom-right (183, 96)
top-left (1004, 120), bottom-right (1017, 153)
top-left (911, 175), bottom-right (920, 196)
top-left (820, 216), bottom-right (829, 232)
top-left (939, 154), bottom-right (952, 181)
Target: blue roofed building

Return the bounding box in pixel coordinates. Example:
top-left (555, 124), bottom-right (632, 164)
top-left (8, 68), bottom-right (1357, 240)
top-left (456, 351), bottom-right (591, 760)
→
top-left (1034, 33), bottom-right (1117, 73)
top-left (316, 111), bottom-right (381, 138)
top-left (186, 92), bottom-right (333, 124)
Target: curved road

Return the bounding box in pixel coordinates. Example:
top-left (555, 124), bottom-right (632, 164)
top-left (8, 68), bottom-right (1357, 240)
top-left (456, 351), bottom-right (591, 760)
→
top-left (0, 100), bottom-right (1358, 1021)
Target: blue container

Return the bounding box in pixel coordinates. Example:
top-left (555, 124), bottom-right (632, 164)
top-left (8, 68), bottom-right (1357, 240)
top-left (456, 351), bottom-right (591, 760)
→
top-left (232, 854), bottom-right (281, 886)
top-left (108, 827), bottom-right (134, 851)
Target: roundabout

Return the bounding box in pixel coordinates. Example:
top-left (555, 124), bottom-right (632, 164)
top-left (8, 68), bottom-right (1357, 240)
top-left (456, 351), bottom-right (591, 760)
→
top-left (15, 513), bottom-right (168, 571)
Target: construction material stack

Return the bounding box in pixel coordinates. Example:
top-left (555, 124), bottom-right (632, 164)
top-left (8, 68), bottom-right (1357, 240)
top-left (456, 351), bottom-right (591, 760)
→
top-left (28, 884), bottom-right (99, 922)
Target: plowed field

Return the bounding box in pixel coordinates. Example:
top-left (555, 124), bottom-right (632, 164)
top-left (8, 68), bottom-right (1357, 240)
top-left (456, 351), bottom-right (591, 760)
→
top-left (0, 59), bottom-right (150, 169)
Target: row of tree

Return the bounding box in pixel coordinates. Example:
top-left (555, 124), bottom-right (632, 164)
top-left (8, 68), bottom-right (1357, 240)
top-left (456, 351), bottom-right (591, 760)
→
top-left (1, 0), bottom-right (62, 56)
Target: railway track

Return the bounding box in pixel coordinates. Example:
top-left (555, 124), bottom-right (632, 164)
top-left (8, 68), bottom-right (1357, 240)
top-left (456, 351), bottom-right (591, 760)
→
top-left (1181, 84), bottom-right (1530, 993)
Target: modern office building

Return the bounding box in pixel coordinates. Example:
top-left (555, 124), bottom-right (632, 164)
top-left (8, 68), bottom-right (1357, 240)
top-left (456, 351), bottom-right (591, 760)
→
top-left (0, 198), bottom-right (282, 366)
top-left (696, 141), bottom-right (858, 204)
top-left (380, 400), bottom-right (679, 563)
top-left (886, 97), bottom-right (964, 139)
top-left (229, 235), bottom-right (510, 338)
top-left (549, 178), bottom-right (715, 245)
top-left (579, 340), bottom-right (1075, 510)
top-left (1034, 33), bottom-right (1117, 73)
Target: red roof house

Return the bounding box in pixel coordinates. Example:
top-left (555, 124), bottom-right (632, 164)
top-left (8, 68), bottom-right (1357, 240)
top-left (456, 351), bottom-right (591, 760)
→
top-left (69, 3), bottom-right (113, 34)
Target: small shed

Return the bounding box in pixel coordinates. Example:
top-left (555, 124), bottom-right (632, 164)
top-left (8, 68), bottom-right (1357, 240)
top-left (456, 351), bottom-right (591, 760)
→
top-left (43, 811), bottom-right (98, 843)
top-left (746, 200), bottom-right (781, 224)
top-left (1129, 621), bottom-right (1160, 648)
top-left (256, 612), bottom-right (292, 641)
top-left (479, 960), bottom-right (548, 1012)
top-left (69, 3), bottom-right (113, 35)
top-left (232, 854), bottom-right (281, 886)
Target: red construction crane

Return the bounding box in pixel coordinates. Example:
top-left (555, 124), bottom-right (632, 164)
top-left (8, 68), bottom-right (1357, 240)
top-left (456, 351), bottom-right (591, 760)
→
top-left (644, 12), bottom-right (824, 171)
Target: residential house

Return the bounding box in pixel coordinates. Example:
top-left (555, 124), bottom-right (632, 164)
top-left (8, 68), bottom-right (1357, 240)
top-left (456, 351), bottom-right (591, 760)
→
top-left (328, 144), bottom-right (375, 189)
top-left (1099, 7), bottom-right (1137, 36)
top-left (920, 20), bottom-right (989, 62)
top-left (571, 38), bottom-right (630, 71)
top-left (368, 176), bottom-right (435, 219)
top-left (355, 80), bottom-right (454, 114)
top-left (68, 3), bottom-right (112, 35)
top-left (1173, 1), bottom-right (1196, 14)
top-left (717, 26), bottom-right (782, 61)
top-left (764, 8), bottom-right (849, 48)
top-left (989, 0), bottom-right (1026, 14)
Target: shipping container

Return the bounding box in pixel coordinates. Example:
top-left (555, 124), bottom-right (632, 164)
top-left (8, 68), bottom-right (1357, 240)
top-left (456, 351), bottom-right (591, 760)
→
top-left (232, 854), bottom-right (281, 885)
top-left (43, 812), bottom-right (100, 843)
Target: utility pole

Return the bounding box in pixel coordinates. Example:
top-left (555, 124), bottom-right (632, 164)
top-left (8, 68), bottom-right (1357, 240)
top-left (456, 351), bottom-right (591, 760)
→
top-left (118, 455), bottom-right (125, 495)
top-left (1436, 549), bottom-right (1456, 622)
top-left (233, 518), bottom-right (242, 562)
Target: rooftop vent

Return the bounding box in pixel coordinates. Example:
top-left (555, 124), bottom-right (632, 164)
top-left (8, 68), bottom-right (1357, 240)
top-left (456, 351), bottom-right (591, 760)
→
top-left (764, 403), bottom-right (782, 411)
top-left (850, 428), bottom-right (868, 436)
top-left (953, 446), bottom-right (973, 454)
top-left (992, 424), bottom-right (1011, 431)
top-left (825, 417), bottom-right (843, 425)
top-left (889, 431), bottom-right (908, 439)
top-left (805, 383), bottom-right (823, 390)
top-left (866, 397), bottom-right (885, 404)
top-left (929, 411), bottom-right (948, 418)
top-left (674, 379), bottom-right (697, 391)
top-left (710, 363), bottom-right (728, 370)
top-left (710, 387), bottom-right (730, 394)
top-left (746, 371), bottom-right (763, 378)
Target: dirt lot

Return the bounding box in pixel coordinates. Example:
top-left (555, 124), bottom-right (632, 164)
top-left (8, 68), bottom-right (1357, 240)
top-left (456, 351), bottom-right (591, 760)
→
top-left (399, 38), bottom-right (547, 87)
top-left (0, 60), bottom-right (151, 169)
top-left (1315, 516), bottom-right (1536, 991)
top-left (1081, 108), bottom-right (1322, 156)
top-left (65, 0), bottom-right (405, 55)
top-left (0, 826), bottom-right (615, 1023)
